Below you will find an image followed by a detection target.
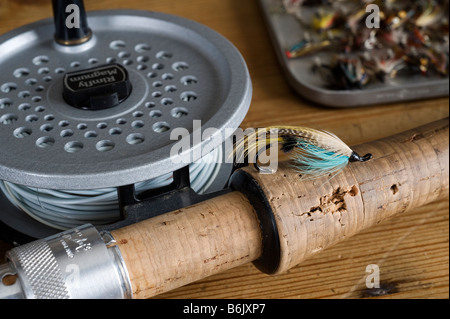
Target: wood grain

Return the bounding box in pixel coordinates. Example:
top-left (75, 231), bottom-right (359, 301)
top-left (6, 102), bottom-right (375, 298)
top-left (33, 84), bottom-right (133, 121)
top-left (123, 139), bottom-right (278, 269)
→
top-left (0, 0), bottom-right (448, 299)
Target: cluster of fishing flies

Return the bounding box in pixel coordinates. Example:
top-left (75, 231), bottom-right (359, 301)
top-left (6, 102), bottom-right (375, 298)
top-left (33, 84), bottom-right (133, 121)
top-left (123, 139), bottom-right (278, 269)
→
top-left (281, 0), bottom-right (449, 89)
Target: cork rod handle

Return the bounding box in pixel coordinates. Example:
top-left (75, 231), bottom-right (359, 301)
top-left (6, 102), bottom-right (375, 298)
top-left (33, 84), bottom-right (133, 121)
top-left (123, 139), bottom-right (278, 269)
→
top-left (237, 118), bottom-right (449, 274)
top-left (111, 118), bottom-right (449, 299)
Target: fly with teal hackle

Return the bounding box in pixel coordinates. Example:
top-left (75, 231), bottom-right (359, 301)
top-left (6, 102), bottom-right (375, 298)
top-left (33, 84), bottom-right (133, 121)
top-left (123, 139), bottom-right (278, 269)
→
top-left (233, 125), bottom-right (372, 180)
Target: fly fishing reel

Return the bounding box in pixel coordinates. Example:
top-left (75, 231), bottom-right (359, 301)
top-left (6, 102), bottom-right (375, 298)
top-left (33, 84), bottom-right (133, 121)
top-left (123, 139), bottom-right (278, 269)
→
top-left (0, 1), bottom-right (252, 240)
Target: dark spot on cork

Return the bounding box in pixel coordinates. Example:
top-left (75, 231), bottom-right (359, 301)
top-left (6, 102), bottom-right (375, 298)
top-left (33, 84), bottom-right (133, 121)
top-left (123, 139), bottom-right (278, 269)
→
top-left (349, 185), bottom-right (359, 197)
top-left (309, 206), bottom-right (323, 213)
top-left (308, 187), bottom-right (350, 215)
top-left (390, 184), bottom-right (399, 195)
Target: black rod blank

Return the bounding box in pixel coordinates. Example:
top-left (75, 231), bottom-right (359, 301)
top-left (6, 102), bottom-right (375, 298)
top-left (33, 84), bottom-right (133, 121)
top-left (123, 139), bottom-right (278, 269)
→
top-left (52, 0), bottom-right (92, 46)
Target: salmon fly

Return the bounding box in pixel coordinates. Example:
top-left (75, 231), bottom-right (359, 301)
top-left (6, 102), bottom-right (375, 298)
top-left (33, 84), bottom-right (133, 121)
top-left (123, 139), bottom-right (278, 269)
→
top-left (233, 125), bottom-right (372, 179)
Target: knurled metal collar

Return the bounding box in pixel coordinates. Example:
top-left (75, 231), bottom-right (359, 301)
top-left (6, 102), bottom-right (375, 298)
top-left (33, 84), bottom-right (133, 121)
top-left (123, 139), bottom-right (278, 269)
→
top-left (5, 224), bottom-right (132, 299)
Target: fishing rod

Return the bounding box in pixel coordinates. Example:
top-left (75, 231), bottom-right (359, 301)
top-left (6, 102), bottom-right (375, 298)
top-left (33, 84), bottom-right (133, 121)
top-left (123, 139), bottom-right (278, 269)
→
top-left (1, 118), bottom-right (448, 299)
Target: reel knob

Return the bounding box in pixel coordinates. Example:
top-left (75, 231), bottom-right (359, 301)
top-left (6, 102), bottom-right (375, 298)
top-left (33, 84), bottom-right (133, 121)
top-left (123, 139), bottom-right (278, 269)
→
top-left (63, 63), bottom-right (132, 110)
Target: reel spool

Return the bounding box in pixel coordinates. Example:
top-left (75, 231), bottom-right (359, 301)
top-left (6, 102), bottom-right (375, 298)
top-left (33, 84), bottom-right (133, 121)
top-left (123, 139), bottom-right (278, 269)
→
top-left (0, 2), bottom-right (252, 240)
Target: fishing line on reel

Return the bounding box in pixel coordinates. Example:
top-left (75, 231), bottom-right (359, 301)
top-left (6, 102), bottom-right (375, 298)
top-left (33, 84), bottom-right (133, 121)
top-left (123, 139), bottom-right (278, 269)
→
top-left (0, 146), bottom-right (223, 230)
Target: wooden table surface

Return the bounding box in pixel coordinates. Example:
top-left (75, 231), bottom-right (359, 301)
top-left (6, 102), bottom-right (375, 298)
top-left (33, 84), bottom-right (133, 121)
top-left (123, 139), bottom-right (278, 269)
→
top-left (0, 0), bottom-right (448, 299)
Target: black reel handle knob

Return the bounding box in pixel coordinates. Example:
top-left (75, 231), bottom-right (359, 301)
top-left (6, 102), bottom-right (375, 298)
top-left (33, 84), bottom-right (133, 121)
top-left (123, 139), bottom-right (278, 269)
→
top-left (63, 63), bottom-right (133, 110)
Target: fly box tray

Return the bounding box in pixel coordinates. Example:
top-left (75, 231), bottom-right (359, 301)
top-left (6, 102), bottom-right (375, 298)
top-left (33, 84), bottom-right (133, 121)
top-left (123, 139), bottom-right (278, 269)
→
top-left (259, 0), bottom-right (449, 107)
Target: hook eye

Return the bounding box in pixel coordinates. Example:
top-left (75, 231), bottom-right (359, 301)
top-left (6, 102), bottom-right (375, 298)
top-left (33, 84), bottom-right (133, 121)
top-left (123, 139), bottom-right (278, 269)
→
top-left (349, 151), bottom-right (373, 162)
top-left (253, 144), bottom-right (277, 174)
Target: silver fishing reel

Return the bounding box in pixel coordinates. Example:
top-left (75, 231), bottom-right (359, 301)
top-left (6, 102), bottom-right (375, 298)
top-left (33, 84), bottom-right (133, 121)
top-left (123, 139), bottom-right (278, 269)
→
top-left (0, 1), bottom-right (252, 239)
